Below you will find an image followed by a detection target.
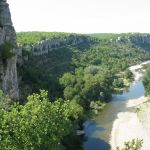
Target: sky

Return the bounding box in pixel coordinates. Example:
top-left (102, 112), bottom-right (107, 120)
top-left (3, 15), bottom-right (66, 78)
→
top-left (7, 0), bottom-right (150, 33)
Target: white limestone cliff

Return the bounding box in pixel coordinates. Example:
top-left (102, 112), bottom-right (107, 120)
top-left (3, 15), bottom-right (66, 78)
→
top-left (0, 0), bottom-right (19, 100)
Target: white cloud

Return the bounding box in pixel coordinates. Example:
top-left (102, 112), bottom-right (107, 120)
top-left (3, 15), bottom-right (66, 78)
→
top-left (7, 0), bottom-right (150, 33)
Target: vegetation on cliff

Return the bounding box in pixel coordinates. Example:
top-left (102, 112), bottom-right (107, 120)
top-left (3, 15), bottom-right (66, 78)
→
top-left (18, 32), bottom-right (150, 107)
top-left (17, 32), bottom-right (83, 46)
top-left (143, 64), bottom-right (150, 95)
top-left (116, 139), bottom-right (143, 150)
top-left (0, 42), bottom-right (15, 60)
top-left (1, 32), bottom-right (150, 149)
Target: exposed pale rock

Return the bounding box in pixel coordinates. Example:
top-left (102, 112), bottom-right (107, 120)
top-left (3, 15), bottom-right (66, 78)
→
top-left (18, 35), bottom-right (91, 58)
top-left (0, 0), bottom-right (19, 100)
top-left (116, 34), bottom-right (150, 44)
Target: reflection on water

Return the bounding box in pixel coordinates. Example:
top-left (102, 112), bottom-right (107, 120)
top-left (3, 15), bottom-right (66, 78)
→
top-left (114, 81), bottom-right (145, 101)
top-left (83, 80), bottom-right (145, 150)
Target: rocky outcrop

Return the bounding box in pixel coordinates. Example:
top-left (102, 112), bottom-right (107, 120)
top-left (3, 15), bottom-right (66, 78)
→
top-left (0, 0), bottom-right (19, 100)
top-left (115, 34), bottom-right (150, 45)
top-left (32, 35), bottom-right (90, 56)
top-left (130, 34), bottom-right (150, 44)
top-left (17, 34), bottom-right (92, 64)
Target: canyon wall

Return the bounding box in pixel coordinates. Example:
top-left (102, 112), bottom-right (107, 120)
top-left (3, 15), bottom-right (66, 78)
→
top-left (0, 0), bottom-right (19, 100)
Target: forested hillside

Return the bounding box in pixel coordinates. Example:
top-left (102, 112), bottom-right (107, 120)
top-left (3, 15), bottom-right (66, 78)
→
top-left (1, 0), bottom-right (150, 149)
top-left (17, 32), bottom-right (150, 105)
top-left (1, 31), bottom-right (150, 150)
top-left (143, 64), bottom-right (150, 95)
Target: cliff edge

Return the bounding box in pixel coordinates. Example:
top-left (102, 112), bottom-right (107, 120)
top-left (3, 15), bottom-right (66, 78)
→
top-left (0, 0), bottom-right (19, 100)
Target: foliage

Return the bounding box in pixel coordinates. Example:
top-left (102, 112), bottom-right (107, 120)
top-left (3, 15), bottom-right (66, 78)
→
top-left (88, 33), bottom-right (132, 41)
top-left (14, 32), bottom-right (150, 149)
top-left (0, 42), bottom-right (15, 60)
top-left (80, 42), bottom-right (147, 71)
top-left (17, 32), bottom-right (150, 105)
top-left (84, 65), bottom-right (101, 75)
top-left (62, 130), bottom-right (83, 150)
top-left (0, 90), bottom-right (83, 150)
top-left (113, 78), bottom-right (124, 88)
top-left (143, 64), bottom-right (150, 95)
top-left (17, 32), bottom-right (81, 46)
top-left (60, 67), bottom-right (114, 110)
top-left (89, 33), bottom-right (150, 41)
top-left (0, 90), bottom-right (12, 111)
top-left (116, 139), bottom-right (143, 150)
top-left (90, 100), bottom-right (106, 115)
top-left (124, 69), bottom-right (133, 80)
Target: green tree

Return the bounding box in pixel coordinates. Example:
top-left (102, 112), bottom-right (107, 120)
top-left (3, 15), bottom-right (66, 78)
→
top-left (0, 90), bottom-right (12, 110)
top-left (143, 65), bottom-right (150, 95)
top-left (0, 90), bottom-right (83, 150)
top-left (116, 139), bottom-right (143, 150)
top-left (0, 42), bottom-right (15, 60)
top-left (60, 67), bottom-right (113, 110)
top-left (124, 69), bottom-right (133, 80)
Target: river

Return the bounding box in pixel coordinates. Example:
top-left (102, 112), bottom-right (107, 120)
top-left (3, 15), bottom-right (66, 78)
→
top-left (83, 62), bottom-right (148, 150)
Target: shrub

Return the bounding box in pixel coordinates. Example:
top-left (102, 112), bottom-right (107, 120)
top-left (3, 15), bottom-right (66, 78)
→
top-left (0, 21), bottom-right (3, 28)
top-left (0, 42), bottom-right (15, 60)
top-left (0, 90), bottom-right (12, 111)
top-left (116, 139), bottom-right (143, 150)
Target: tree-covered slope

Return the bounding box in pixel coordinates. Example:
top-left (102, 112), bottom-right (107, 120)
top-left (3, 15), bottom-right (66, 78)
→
top-left (17, 32), bottom-right (150, 108)
top-left (1, 32), bottom-right (150, 150)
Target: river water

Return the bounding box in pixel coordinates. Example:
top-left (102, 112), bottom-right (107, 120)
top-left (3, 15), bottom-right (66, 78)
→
top-left (83, 76), bottom-right (145, 150)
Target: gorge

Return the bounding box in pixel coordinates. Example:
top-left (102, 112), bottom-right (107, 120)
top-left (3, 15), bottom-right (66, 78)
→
top-left (84, 61), bottom-right (150, 150)
top-left (1, 0), bottom-right (150, 150)
top-left (0, 0), bottom-right (19, 100)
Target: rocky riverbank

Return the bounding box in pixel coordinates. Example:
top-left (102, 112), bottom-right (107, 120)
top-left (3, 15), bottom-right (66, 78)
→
top-left (110, 61), bottom-right (150, 150)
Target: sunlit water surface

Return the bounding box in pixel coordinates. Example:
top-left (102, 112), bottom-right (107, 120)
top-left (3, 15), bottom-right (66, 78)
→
top-left (83, 80), bottom-right (145, 150)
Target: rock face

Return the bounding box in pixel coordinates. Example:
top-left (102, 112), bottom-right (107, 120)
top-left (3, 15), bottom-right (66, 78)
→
top-left (32, 35), bottom-right (88, 56)
top-left (17, 34), bottom-right (92, 64)
top-left (130, 34), bottom-right (150, 44)
top-left (0, 0), bottom-right (19, 100)
top-left (115, 34), bottom-right (150, 45)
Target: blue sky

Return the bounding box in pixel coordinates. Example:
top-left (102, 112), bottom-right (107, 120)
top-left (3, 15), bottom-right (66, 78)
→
top-left (8, 0), bottom-right (150, 33)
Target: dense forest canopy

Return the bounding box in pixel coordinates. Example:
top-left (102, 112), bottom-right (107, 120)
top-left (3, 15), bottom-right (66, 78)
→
top-left (1, 32), bottom-right (150, 149)
top-left (88, 33), bottom-right (150, 40)
top-left (0, 90), bottom-right (83, 150)
top-left (17, 32), bottom-right (150, 104)
top-left (143, 64), bottom-right (150, 95)
top-left (17, 32), bottom-right (86, 46)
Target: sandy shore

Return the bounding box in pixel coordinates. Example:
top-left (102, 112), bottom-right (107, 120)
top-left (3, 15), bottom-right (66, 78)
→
top-left (110, 61), bottom-right (150, 150)
top-left (129, 60), bottom-right (150, 82)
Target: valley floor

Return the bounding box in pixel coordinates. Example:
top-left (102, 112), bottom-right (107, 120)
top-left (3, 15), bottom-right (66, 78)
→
top-left (110, 61), bottom-right (150, 150)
